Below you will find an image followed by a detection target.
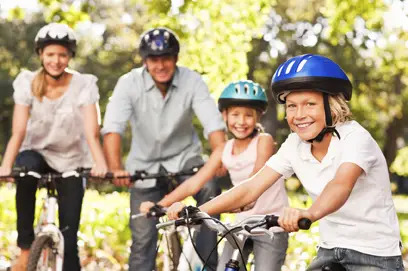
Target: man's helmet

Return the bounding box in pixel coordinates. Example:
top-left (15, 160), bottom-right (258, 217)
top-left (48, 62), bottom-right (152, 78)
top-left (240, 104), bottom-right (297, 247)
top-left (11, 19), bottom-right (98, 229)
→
top-left (218, 80), bottom-right (268, 113)
top-left (271, 54), bottom-right (352, 104)
top-left (34, 23), bottom-right (77, 56)
top-left (139, 27), bottom-right (180, 59)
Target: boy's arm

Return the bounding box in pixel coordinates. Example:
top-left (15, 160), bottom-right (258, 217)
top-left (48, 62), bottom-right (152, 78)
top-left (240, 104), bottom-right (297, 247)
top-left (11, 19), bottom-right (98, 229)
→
top-left (199, 166), bottom-right (282, 216)
top-left (158, 144), bottom-right (224, 207)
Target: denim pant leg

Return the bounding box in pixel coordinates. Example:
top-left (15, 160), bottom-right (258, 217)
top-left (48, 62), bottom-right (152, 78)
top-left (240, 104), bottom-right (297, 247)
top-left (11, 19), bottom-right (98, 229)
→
top-left (216, 238), bottom-right (251, 271)
top-left (129, 186), bottom-right (167, 271)
top-left (14, 150), bottom-right (54, 249)
top-left (56, 176), bottom-right (84, 271)
top-left (308, 247), bottom-right (405, 271)
top-left (252, 232), bottom-right (288, 271)
top-left (341, 248), bottom-right (404, 271)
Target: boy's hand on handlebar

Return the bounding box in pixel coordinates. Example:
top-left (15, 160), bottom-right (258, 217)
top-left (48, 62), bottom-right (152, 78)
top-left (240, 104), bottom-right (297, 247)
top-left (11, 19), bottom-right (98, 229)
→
top-left (167, 202), bottom-right (186, 220)
top-left (140, 201), bottom-right (155, 214)
top-left (112, 169), bottom-right (131, 186)
top-left (278, 207), bottom-right (313, 232)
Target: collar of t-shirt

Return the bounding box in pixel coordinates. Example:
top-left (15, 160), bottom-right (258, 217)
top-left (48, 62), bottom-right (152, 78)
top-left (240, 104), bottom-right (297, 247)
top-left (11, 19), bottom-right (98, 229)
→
top-left (297, 121), bottom-right (356, 166)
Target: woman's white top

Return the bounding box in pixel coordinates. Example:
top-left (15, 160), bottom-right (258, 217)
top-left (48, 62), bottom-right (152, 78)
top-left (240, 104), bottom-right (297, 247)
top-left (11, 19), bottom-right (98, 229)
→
top-left (266, 121), bottom-right (401, 256)
top-left (13, 70), bottom-right (100, 172)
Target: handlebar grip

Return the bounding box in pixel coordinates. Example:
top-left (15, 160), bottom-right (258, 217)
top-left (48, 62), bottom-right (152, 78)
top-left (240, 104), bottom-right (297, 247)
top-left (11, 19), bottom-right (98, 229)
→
top-left (105, 172), bottom-right (114, 179)
top-left (298, 218), bottom-right (312, 230)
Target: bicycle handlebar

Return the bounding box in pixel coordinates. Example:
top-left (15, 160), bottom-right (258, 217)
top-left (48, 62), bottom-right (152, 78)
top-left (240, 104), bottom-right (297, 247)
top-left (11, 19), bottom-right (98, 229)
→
top-left (156, 209), bottom-right (312, 234)
top-left (121, 164), bottom-right (203, 182)
top-left (0, 167), bottom-right (95, 180)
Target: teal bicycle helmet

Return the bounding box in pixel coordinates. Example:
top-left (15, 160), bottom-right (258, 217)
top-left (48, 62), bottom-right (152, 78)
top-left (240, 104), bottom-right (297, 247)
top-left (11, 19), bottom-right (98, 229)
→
top-left (270, 54), bottom-right (353, 142)
top-left (218, 80), bottom-right (268, 113)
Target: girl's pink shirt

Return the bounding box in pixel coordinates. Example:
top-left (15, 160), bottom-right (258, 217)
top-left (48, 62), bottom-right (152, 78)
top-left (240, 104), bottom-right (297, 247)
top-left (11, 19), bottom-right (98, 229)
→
top-left (222, 135), bottom-right (289, 226)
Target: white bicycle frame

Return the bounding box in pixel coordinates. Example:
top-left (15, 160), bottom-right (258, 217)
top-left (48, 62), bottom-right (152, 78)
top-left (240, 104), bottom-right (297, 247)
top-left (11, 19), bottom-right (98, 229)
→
top-left (35, 195), bottom-right (65, 271)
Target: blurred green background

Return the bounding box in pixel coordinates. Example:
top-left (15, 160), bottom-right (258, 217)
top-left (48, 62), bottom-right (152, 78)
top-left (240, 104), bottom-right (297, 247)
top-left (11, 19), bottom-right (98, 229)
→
top-left (0, 0), bottom-right (408, 270)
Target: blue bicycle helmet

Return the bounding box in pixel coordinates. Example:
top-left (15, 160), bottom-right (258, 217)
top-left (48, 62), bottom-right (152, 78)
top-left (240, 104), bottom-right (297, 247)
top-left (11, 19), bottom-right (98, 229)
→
top-left (271, 54), bottom-right (352, 104)
top-left (218, 80), bottom-right (268, 113)
top-left (139, 27), bottom-right (180, 59)
top-left (271, 54), bottom-right (352, 142)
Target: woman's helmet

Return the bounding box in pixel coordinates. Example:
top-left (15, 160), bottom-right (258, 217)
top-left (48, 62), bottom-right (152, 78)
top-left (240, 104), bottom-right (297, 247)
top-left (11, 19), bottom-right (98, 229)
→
top-left (271, 54), bottom-right (352, 142)
top-left (139, 27), bottom-right (180, 59)
top-left (218, 80), bottom-right (268, 113)
top-left (34, 23), bottom-right (77, 56)
top-left (271, 54), bottom-right (352, 104)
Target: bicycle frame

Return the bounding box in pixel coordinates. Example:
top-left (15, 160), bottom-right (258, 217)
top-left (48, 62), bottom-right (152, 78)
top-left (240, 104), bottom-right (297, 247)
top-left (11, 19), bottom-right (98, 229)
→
top-left (35, 186), bottom-right (65, 271)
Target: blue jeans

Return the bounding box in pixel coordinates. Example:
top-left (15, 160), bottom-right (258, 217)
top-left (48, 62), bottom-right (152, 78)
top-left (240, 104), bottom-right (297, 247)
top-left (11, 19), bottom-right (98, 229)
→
top-left (128, 158), bottom-right (222, 271)
top-left (217, 232), bottom-right (288, 271)
top-left (15, 150), bottom-right (84, 271)
top-left (307, 247), bottom-right (405, 271)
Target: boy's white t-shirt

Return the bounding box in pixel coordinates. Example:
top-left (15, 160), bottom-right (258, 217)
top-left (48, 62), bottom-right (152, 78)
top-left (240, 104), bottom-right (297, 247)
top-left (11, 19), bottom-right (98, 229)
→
top-left (266, 121), bottom-right (401, 257)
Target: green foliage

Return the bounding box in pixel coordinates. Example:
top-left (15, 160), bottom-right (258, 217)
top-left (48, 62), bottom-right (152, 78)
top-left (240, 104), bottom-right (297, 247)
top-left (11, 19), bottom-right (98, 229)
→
top-left (391, 147), bottom-right (408, 176)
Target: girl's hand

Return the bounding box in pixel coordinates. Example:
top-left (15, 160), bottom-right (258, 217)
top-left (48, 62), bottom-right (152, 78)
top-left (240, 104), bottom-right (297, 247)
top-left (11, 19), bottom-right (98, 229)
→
top-left (140, 201), bottom-right (155, 214)
top-left (90, 163), bottom-right (108, 178)
top-left (167, 202), bottom-right (186, 220)
top-left (0, 166), bottom-right (13, 182)
top-left (278, 207), bottom-right (313, 232)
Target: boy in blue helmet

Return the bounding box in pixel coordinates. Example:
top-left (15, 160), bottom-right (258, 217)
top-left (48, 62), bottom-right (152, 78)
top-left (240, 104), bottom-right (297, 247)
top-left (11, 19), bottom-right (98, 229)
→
top-left (150, 80), bottom-right (290, 270)
top-left (167, 55), bottom-right (404, 270)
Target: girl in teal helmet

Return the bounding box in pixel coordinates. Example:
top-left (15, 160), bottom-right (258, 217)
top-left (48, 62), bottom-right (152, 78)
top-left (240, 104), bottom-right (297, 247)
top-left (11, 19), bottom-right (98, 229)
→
top-left (148, 80), bottom-right (289, 270)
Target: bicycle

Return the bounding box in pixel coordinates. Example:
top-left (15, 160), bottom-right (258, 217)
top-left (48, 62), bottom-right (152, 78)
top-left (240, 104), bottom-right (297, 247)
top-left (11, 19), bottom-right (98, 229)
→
top-left (0, 167), bottom-right (95, 271)
top-left (157, 206), bottom-right (313, 271)
top-left (122, 165), bottom-right (203, 271)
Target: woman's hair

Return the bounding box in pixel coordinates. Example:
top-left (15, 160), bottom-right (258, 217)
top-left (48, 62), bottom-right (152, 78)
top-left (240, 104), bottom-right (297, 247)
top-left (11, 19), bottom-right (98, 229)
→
top-left (31, 68), bottom-right (47, 101)
top-left (329, 93), bottom-right (352, 126)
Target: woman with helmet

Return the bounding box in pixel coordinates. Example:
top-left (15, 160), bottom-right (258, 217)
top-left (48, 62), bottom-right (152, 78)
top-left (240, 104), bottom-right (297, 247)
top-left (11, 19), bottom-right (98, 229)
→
top-left (0, 22), bottom-right (108, 271)
top-left (167, 55), bottom-right (404, 270)
top-left (153, 80), bottom-right (290, 270)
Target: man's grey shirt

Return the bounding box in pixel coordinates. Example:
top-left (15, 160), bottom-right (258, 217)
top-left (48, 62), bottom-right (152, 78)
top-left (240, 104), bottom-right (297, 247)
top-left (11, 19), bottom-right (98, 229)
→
top-left (102, 66), bottom-right (225, 188)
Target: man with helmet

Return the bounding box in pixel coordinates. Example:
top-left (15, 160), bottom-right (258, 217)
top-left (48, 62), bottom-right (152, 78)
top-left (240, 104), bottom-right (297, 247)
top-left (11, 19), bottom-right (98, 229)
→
top-left (102, 27), bottom-right (226, 271)
top-left (0, 23), bottom-right (108, 271)
top-left (165, 54), bottom-right (403, 270)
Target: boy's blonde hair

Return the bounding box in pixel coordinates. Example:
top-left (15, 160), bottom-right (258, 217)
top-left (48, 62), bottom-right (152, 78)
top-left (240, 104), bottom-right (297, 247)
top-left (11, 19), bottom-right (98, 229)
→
top-left (329, 93), bottom-right (352, 126)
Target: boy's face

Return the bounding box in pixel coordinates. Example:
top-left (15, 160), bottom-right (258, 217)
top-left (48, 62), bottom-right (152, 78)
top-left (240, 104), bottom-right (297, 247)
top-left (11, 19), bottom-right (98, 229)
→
top-left (223, 106), bottom-right (258, 139)
top-left (285, 90), bottom-right (326, 141)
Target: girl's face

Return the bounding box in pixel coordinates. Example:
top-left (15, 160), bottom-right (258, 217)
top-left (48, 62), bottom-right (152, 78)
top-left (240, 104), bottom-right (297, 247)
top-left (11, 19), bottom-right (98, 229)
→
top-left (40, 44), bottom-right (71, 77)
top-left (224, 106), bottom-right (258, 139)
top-left (285, 90), bottom-right (326, 141)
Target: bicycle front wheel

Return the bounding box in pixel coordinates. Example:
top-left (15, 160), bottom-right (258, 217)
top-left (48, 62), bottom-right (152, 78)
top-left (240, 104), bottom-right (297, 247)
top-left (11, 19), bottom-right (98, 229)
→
top-left (27, 235), bottom-right (58, 271)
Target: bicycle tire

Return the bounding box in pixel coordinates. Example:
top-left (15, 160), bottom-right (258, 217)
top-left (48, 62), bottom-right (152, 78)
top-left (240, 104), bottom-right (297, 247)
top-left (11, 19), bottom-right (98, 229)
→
top-left (27, 235), bottom-right (57, 271)
top-left (168, 230), bottom-right (182, 270)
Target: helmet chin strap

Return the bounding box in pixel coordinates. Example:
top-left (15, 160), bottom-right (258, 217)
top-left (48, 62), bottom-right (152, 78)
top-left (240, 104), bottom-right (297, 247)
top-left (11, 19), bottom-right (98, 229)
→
top-left (307, 93), bottom-right (341, 143)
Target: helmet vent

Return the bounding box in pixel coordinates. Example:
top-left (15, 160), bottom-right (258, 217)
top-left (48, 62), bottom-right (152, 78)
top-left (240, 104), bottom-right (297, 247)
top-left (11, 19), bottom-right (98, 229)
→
top-left (244, 84), bottom-right (250, 94)
top-left (285, 60), bottom-right (296, 74)
top-left (277, 66), bottom-right (283, 77)
top-left (253, 87), bottom-right (258, 95)
top-left (297, 59), bottom-right (308, 72)
top-left (234, 85), bottom-right (240, 94)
